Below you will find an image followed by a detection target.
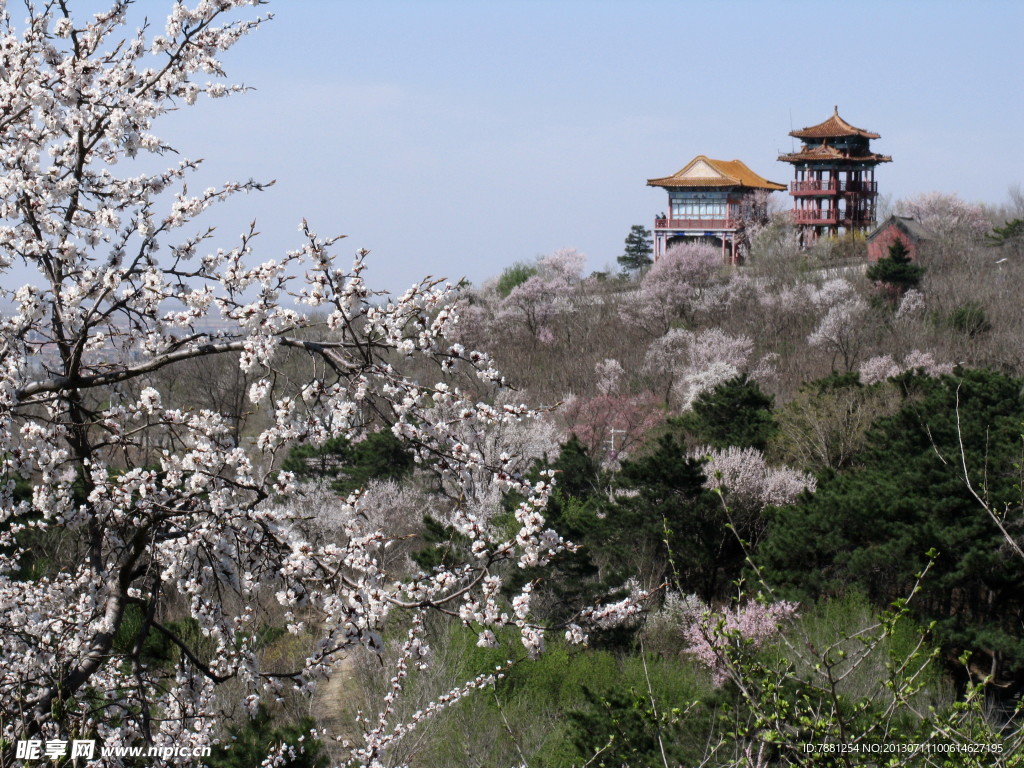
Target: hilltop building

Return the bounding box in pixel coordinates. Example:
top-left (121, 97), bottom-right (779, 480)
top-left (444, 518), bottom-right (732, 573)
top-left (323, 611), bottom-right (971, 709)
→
top-left (867, 216), bottom-right (933, 262)
top-left (778, 108), bottom-right (891, 246)
top-left (647, 155), bottom-right (785, 265)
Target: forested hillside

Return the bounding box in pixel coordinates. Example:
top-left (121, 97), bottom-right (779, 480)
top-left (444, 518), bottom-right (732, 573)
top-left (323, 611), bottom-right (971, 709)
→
top-left (330, 197), bottom-right (1023, 767)
top-left (257, 197), bottom-right (1024, 767)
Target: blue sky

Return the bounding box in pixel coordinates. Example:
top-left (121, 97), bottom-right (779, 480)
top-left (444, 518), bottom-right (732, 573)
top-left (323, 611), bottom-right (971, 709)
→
top-left (158, 0), bottom-right (1023, 292)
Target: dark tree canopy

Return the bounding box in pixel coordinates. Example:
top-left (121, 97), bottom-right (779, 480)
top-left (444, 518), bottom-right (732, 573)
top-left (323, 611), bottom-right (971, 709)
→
top-left (606, 435), bottom-right (739, 601)
top-left (985, 218), bottom-right (1024, 252)
top-left (498, 437), bottom-right (610, 623)
top-left (758, 369), bottom-right (1024, 684)
top-left (674, 374), bottom-right (776, 451)
top-left (280, 430), bottom-right (414, 496)
top-left (206, 706), bottom-right (328, 768)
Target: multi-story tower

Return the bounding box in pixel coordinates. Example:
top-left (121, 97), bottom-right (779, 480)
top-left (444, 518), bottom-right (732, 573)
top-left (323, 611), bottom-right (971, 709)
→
top-left (647, 155), bottom-right (785, 264)
top-left (778, 108), bottom-right (891, 245)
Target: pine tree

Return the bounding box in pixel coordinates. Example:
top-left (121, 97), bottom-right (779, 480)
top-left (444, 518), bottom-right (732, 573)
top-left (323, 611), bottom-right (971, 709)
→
top-left (866, 238), bottom-right (924, 301)
top-left (618, 224), bottom-right (653, 273)
top-left (985, 218), bottom-right (1024, 256)
top-left (675, 374), bottom-right (776, 451)
top-left (759, 369), bottom-right (1024, 684)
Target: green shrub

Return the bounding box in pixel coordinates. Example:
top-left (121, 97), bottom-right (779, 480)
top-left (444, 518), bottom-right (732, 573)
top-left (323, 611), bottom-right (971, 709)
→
top-left (947, 301), bottom-right (992, 337)
top-left (495, 262), bottom-right (537, 297)
top-left (394, 622), bottom-right (712, 768)
top-left (204, 706), bottom-right (327, 768)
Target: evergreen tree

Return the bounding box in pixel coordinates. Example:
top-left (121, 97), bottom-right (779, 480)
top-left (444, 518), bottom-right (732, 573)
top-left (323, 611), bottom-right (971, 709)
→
top-left (866, 238), bottom-right (924, 300)
top-left (618, 224), bottom-right (653, 273)
top-left (568, 687), bottom-right (690, 767)
top-left (280, 430), bottom-right (414, 495)
top-left (758, 369), bottom-right (1024, 686)
top-left (497, 438), bottom-right (611, 625)
top-left (495, 261), bottom-right (538, 297)
top-left (674, 374), bottom-right (776, 451)
top-left (205, 706), bottom-right (327, 768)
top-left (947, 301), bottom-right (992, 338)
top-left (604, 435), bottom-right (739, 601)
top-left (985, 218), bottom-right (1024, 256)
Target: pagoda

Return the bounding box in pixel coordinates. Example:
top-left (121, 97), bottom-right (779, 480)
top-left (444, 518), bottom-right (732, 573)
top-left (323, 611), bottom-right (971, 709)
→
top-left (778, 107), bottom-right (891, 245)
top-left (647, 155), bottom-right (785, 264)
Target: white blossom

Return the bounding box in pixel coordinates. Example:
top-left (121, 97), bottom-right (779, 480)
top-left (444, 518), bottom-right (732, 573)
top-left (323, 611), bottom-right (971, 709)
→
top-left (0, 5), bottom-right (592, 766)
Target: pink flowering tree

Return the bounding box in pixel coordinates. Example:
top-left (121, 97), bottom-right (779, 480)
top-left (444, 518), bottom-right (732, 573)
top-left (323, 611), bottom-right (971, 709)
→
top-left (806, 279), bottom-right (869, 372)
top-left (555, 359), bottom-right (663, 467)
top-left (894, 191), bottom-right (990, 244)
top-left (681, 596), bottom-right (799, 686)
top-left (895, 287), bottom-right (927, 322)
top-left (695, 445), bottom-right (816, 543)
top-left (858, 350), bottom-right (954, 384)
top-left (594, 357), bottom-right (625, 395)
top-left (619, 242), bottom-right (721, 337)
top-left (498, 247), bottom-right (586, 343)
top-left (691, 444), bottom-right (816, 557)
top-left (560, 391), bottom-right (664, 466)
top-left (0, 5), bottom-right (627, 765)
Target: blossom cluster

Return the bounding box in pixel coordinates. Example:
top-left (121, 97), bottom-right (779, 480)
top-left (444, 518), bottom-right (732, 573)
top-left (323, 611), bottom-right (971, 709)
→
top-left (680, 596), bottom-right (799, 686)
top-left (644, 327), bottom-right (756, 409)
top-left (496, 247), bottom-right (586, 343)
top-left (619, 242), bottom-right (722, 337)
top-left (858, 350), bottom-right (955, 384)
top-left (697, 445), bottom-right (817, 515)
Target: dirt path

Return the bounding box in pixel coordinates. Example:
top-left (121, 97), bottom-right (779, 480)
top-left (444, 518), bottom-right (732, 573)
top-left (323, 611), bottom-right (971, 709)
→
top-left (312, 652), bottom-right (360, 764)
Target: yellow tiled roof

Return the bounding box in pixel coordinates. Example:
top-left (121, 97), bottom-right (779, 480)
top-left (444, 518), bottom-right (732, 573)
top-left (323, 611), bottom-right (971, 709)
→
top-left (790, 107), bottom-right (881, 140)
top-left (647, 155), bottom-right (786, 190)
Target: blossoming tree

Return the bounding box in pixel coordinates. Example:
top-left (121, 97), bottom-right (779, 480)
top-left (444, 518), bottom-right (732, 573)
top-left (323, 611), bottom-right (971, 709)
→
top-left (0, 3), bottom-right (615, 765)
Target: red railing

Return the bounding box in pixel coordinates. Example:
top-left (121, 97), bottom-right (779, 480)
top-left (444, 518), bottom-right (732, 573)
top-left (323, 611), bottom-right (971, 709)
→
top-left (792, 209), bottom-right (841, 224)
top-left (790, 180), bottom-right (878, 195)
top-left (654, 217), bottom-right (736, 231)
top-left (791, 209), bottom-right (875, 225)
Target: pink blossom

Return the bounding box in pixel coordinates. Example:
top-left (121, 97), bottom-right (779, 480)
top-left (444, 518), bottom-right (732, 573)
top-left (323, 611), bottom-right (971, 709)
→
top-left (894, 191), bottom-right (990, 241)
top-left (620, 242), bottom-right (721, 336)
top-left (682, 598), bottom-right (799, 686)
top-left (807, 296), bottom-right (868, 372)
top-left (902, 349), bottom-right (954, 377)
top-left (0, 6), bottom-right (602, 765)
top-left (809, 278), bottom-right (856, 309)
top-left (698, 446), bottom-right (817, 512)
top-left (859, 355), bottom-right (901, 385)
top-left (895, 288), bottom-right (926, 321)
top-left (594, 358), bottom-right (625, 395)
top-left (560, 392), bottom-right (664, 465)
top-left (499, 248), bottom-right (586, 342)
top-left (860, 350), bottom-right (953, 383)
top-left (644, 327), bottom-right (755, 408)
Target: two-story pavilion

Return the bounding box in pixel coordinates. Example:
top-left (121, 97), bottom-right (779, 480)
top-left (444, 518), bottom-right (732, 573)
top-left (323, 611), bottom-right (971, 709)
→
top-left (647, 155), bottom-right (785, 264)
top-left (778, 107), bottom-right (891, 245)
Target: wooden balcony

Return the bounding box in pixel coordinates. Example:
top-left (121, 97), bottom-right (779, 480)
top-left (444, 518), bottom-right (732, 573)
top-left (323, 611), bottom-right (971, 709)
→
top-left (654, 217), bottom-right (737, 231)
top-left (792, 209), bottom-right (839, 224)
top-left (791, 209), bottom-right (874, 225)
top-left (790, 180), bottom-right (878, 196)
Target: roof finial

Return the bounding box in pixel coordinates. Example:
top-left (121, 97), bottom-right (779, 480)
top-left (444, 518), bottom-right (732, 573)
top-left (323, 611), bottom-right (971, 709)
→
top-left (834, 104), bottom-right (839, 115)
